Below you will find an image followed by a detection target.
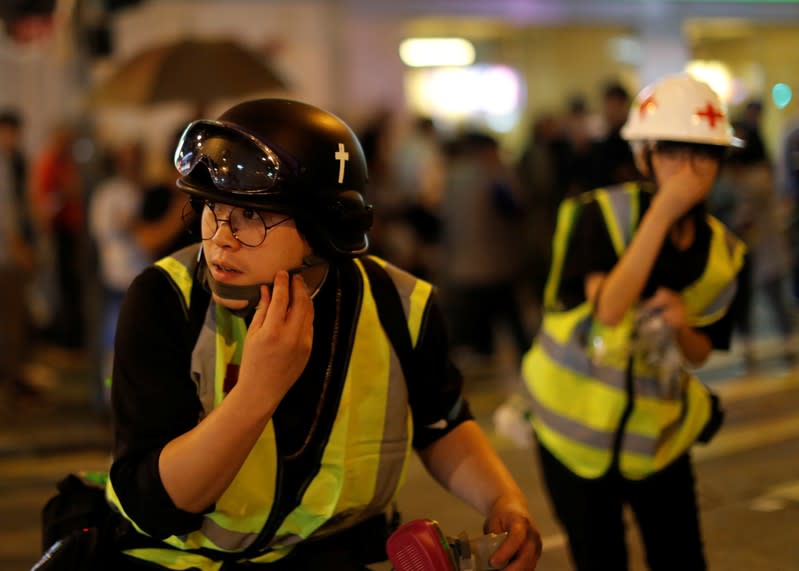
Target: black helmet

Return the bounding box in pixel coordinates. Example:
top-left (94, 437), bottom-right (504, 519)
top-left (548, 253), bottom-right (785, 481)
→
top-left (174, 98), bottom-right (372, 257)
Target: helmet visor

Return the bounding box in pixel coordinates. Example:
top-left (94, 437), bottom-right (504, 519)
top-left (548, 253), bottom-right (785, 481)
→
top-left (174, 120), bottom-right (290, 194)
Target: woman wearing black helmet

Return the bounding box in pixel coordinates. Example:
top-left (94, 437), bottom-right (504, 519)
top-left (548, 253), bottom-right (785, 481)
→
top-left (104, 98), bottom-right (542, 570)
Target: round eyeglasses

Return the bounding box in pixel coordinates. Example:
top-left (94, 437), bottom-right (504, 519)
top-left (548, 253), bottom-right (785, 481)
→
top-left (199, 200), bottom-right (291, 247)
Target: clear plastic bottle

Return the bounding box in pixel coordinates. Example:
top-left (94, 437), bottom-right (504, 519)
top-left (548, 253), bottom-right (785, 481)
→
top-left (453, 530), bottom-right (509, 570)
top-left (635, 308), bottom-right (683, 388)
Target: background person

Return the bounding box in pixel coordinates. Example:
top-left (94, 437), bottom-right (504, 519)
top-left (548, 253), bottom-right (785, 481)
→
top-left (711, 123), bottom-right (795, 371)
top-left (30, 122), bottom-right (86, 351)
top-left (88, 140), bottom-right (188, 409)
top-left (520, 74), bottom-right (749, 571)
top-left (775, 110), bottom-right (799, 303)
top-left (381, 115), bottom-right (446, 281)
top-left (138, 127), bottom-right (202, 260)
top-left (439, 131), bottom-right (531, 367)
top-left (591, 81), bottom-right (639, 188)
top-left (0, 109), bottom-right (39, 406)
top-left (105, 98), bottom-right (542, 570)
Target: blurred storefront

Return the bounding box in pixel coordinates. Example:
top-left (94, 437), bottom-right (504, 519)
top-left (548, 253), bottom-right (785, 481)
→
top-left (2, 1), bottom-right (799, 159)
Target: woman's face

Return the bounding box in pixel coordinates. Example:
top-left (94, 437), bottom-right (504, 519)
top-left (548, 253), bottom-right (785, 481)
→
top-left (200, 201), bottom-right (310, 310)
top-left (652, 149), bottom-right (719, 183)
top-left (634, 145), bottom-right (720, 200)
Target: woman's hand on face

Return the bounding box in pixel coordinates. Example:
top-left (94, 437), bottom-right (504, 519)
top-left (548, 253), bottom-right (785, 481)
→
top-left (239, 271), bottom-right (315, 402)
top-left (653, 156), bottom-right (718, 221)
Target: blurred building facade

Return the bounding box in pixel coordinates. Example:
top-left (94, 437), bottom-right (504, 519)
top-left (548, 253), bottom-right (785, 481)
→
top-left (2, 1), bottom-right (799, 173)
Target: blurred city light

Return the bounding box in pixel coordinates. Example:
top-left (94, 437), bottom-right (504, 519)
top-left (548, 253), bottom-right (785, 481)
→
top-left (728, 77), bottom-right (750, 106)
top-left (405, 64), bottom-right (524, 132)
top-left (399, 37), bottom-right (476, 67)
top-left (685, 59), bottom-right (733, 102)
top-left (609, 35), bottom-right (642, 66)
top-left (772, 82), bottom-right (793, 109)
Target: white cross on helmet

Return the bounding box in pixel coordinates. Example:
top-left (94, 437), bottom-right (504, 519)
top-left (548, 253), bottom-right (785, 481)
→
top-left (621, 73), bottom-right (743, 147)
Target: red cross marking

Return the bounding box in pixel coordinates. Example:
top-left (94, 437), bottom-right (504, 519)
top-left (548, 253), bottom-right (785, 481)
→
top-left (695, 102), bottom-right (725, 128)
top-left (638, 94), bottom-right (657, 118)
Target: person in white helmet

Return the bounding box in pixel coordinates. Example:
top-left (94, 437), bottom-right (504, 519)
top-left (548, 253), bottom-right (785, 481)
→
top-left (519, 73), bottom-right (749, 570)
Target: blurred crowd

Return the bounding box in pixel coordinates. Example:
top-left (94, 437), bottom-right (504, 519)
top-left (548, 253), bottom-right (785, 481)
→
top-left (363, 81), bottom-right (651, 367)
top-left (708, 100), bottom-right (798, 368)
top-left (0, 113), bottom-right (197, 413)
top-left (2, 80), bottom-right (799, 414)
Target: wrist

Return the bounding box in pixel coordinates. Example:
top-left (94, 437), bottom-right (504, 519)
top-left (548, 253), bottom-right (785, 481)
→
top-left (489, 490), bottom-right (530, 516)
top-left (226, 380), bottom-right (280, 424)
top-left (647, 193), bottom-right (682, 227)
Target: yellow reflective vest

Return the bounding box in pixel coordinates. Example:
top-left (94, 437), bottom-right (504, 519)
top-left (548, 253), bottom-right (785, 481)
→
top-left (107, 245), bottom-right (433, 570)
top-left (522, 183), bottom-right (746, 480)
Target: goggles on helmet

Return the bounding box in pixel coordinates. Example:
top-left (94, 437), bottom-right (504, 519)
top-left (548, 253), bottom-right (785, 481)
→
top-left (174, 120), bottom-right (296, 194)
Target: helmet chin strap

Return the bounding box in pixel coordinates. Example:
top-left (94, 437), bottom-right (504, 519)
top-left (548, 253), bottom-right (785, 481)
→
top-left (199, 248), bottom-right (328, 318)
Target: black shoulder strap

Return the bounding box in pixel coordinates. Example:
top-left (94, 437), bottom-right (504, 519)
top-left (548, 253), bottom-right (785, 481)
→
top-left (358, 257), bottom-right (417, 384)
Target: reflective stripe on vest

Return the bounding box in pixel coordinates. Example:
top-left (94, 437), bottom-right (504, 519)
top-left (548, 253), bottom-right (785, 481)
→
top-left (594, 182), bottom-right (641, 256)
top-left (522, 184), bottom-right (746, 479)
top-left (108, 246), bottom-right (425, 569)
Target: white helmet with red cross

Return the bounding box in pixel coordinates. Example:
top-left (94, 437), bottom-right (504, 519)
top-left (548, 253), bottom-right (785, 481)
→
top-left (621, 73), bottom-right (743, 147)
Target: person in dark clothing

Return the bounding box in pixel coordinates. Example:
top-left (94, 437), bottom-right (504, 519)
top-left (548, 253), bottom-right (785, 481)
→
top-left (30, 122), bottom-right (85, 349)
top-left (559, 95), bottom-right (598, 197)
top-left (592, 81), bottom-right (639, 188)
top-left (521, 74), bottom-right (748, 571)
top-left (138, 127), bottom-right (200, 259)
top-left (778, 116), bottom-right (799, 301)
top-left (516, 112), bottom-right (567, 313)
top-left (0, 110), bottom-right (33, 241)
top-left (0, 109), bottom-right (41, 404)
top-left (440, 131), bottom-right (530, 362)
top-left (733, 100), bottom-right (768, 165)
top-left (714, 123), bottom-right (795, 369)
top-left (105, 98), bottom-right (542, 570)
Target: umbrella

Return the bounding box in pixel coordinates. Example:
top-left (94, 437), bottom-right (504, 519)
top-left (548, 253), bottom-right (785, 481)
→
top-left (88, 37), bottom-right (288, 108)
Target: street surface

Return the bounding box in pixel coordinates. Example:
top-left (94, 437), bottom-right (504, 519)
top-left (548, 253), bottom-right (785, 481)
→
top-left (2, 335), bottom-right (798, 571)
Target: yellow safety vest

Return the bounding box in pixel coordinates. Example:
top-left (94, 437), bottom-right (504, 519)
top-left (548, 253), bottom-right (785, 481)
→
top-left (107, 246), bottom-right (433, 569)
top-left (522, 183), bottom-right (746, 480)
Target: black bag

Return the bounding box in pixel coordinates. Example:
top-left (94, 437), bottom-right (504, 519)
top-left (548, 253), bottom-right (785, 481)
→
top-left (697, 392), bottom-right (725, 444)
top-left (32, 473), bottom-right (123, 571)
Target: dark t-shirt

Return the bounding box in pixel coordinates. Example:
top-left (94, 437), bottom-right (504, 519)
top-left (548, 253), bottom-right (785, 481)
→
top-left (139, 184), bottom-right (200, 259)
top-left (110, 255), bottom-right (471, 539)
top-left (557, 191), bottom-right (748, 350)
top-left (590, 130), bottom-right (638, 189)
